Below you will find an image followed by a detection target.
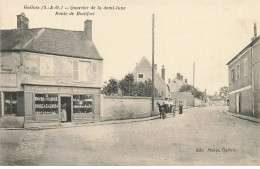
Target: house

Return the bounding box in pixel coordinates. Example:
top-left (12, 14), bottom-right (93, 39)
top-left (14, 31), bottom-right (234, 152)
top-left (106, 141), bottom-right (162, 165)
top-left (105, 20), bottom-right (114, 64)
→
top-left (132, 56), bottom-right (169, 98)
top-left (168, 73), bottom-right (188, 92)
top-left (0, 13), bottom-right (103, 128)
top-left (226, 23), bottom-right (260, 118)
top-left (168, 73), bottom-right (193, 107)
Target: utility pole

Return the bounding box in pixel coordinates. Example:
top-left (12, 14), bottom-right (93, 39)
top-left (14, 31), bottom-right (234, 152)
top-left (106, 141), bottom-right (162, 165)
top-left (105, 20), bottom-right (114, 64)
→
top-left (193, 62), bottom-right (195, 106)
top-left (152, 14), bottom-right (155, 112)
top-left (193, 62), bottom-right (195, 88)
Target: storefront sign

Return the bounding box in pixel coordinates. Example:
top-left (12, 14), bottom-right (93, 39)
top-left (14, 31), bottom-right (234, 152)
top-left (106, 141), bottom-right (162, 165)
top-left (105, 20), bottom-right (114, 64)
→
top-left (0, 74), bottom-right (17, 87)
top-left (25, 85), bottom-right (99, 94)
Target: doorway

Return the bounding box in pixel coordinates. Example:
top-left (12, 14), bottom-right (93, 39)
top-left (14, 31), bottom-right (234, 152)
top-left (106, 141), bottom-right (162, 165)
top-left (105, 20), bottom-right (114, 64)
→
top-left (235, 93), bottom-right (240, 114)
top-left (61, 97), bottom-right (72, 122)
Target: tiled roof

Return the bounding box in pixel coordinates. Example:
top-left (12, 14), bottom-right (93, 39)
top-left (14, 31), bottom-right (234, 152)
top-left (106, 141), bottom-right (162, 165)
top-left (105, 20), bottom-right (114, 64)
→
top-left (0, 28), bottom-right (103, 60)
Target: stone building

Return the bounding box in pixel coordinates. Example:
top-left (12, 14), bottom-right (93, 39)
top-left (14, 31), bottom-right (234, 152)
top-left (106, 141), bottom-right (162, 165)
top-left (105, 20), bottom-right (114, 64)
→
top-left (132, 56), bottom-right (170, 98)
top-left (0, 13), bottom-right (103, 128)
top-left (226, 23), bottom-right (260, 118)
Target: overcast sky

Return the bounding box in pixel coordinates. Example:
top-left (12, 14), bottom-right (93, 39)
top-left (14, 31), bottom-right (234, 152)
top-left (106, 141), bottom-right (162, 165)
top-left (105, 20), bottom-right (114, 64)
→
top-left (1, 0), bottom-right (260, 95)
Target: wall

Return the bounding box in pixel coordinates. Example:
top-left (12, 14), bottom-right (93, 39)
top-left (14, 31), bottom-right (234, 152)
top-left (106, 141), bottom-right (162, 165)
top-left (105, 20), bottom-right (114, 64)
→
top-left (0, 52), bottom-right (103, 90)
top-left (253, 41), bottom-right (260, 117)
top-left (169, 78), bottom-right (187, 92)
top-left (228, 49), bottom-right (252, 92)
top-left (133, 57), bottom-right (169, 97)
top-left (229, 89), bottom-right (253, 116)
top-left (101, 96), bottom-right (164, 121)
top-left (170, 92), bottom-right (194, 107)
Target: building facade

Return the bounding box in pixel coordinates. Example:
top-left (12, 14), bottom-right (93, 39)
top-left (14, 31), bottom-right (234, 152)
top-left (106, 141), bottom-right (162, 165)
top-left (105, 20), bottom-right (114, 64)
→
top-left (227, 25), bottom-right (260, 118)
top-left (132, 56), bottom-right (169, 98)
top-left (168, 73), bottom-right (188, 92)
top-left (0, 13), bottom-right (103, 128)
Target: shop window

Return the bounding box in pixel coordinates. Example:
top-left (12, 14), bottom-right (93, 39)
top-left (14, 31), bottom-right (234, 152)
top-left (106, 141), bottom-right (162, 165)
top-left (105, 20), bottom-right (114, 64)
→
top-left (73, 95), bottom-right (93, 114)
top-left (35, 94), bottom-right (58, 114)
top-left (4, 92), bottom-right (17, 115)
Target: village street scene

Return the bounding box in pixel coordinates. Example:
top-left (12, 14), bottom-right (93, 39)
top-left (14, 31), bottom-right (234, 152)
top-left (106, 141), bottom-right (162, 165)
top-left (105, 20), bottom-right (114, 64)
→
top-left (0, 0), bottom-right (260, 166)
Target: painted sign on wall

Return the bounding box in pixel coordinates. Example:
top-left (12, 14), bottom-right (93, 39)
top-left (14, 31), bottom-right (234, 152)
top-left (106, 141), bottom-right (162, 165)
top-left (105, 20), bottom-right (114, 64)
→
top-left (40, 56), bottom-right (54, 76)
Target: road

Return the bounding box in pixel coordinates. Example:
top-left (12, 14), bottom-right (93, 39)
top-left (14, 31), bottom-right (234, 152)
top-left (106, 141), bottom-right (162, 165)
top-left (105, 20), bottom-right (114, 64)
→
top-left (0, 106), bottom-right (259, 165)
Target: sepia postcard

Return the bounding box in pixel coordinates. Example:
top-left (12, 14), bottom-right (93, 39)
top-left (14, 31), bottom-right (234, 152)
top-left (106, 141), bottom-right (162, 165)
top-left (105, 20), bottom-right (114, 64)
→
top-left (0, 0), bottom-right (259, 166)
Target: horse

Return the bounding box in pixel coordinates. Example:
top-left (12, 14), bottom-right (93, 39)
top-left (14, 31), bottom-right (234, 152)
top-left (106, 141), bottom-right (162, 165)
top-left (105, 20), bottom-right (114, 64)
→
top-left (156, 102), bottom-right (166, 119)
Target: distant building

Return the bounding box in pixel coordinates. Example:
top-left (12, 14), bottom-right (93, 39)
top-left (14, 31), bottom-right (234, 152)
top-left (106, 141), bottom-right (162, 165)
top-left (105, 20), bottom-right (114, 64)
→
top-left (226, 23), bottom-right (260, 118)
top-left (0, 13), bottom-right (103, 128)
top-left (168, 73), bottom-right (188, 92)
top-left (132, 56), bottom-right (169, 98)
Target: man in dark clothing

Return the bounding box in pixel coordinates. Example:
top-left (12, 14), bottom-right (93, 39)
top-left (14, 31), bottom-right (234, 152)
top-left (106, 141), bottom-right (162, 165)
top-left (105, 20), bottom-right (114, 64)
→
top-left (179, 101), bottom-right (183, 114)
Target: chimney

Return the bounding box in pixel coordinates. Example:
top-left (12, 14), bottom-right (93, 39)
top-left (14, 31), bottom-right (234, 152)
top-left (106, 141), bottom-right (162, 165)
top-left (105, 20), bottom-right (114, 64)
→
top-left (161, 65), bottom-right (165, 81)
top-left (185, 79), bottom-right (187, 83)
top-left (177, 73), bottom-right (180, 80)
top-left (252, 23), bottom-right (258, 41)
top-left (180, 75), bottom-right (183, 81)
top-left (168, 78), bottom-right (171, 84)
top-left (154, 64), bottom-right (157, 71)
top-left (84, 20), bottom-right (92, 41)
top-left (17, 12), bottom-right (29, 29)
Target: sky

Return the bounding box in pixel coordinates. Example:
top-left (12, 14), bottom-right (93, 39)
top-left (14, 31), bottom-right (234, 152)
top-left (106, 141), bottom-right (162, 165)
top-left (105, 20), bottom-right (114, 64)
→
top-left (1, 0), bottom-right (260, 95)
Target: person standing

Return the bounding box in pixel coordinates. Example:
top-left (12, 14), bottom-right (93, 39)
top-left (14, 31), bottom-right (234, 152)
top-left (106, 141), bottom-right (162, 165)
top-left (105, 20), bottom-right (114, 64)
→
top-left (179, 101), bottom-right (183, 114)
top-left (61, 103), bottom-right (67, 122)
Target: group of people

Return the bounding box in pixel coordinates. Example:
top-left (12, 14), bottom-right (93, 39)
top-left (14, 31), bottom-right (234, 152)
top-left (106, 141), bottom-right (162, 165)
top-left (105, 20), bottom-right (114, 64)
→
top-left (156, 98), bottom-right (183, 119)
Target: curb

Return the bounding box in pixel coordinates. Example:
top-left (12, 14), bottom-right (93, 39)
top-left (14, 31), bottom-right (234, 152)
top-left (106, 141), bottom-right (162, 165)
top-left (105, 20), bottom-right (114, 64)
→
top-left (222, 110), bottom-right (260, 124)
top-left (0, 106), bottom-right (195, 131)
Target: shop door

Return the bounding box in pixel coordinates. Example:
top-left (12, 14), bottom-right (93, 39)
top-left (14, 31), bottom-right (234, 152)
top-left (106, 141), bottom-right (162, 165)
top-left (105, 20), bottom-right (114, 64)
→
top-left (61, 97), bottom-right (72, 122)
top-left (235, 93), bottom-right (240, 113)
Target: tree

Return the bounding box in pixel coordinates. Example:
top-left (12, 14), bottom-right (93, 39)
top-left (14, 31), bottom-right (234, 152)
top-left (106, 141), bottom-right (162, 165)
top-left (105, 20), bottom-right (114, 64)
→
top-left (119, 73), bottom-right (135, 96)
top-left (103, 78), bottom-right (119, 95)
top-left (119, 74), bottom-right (160, 97)
top-left (179, 84), bottom-right (203, 99)
top-left (219, 86), bottom-right (229, 104)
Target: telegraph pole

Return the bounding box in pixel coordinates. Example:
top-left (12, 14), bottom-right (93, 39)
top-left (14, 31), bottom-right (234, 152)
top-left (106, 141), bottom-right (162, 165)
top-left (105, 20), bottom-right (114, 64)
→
top-left (193, 62), bottom-right (195, 106)
top-left (152, 14), bottom-right (155, 112)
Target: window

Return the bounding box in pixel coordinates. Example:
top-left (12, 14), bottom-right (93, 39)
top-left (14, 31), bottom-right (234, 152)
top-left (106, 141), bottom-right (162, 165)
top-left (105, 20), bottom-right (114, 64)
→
top-left (138, 74), bottom-right (144, 78)
top-left (73, 60), bottom-right (91, 82)
top-left (243, 58), bottom-right (248, 76)
top-left (237, 64), bottom-right (240, 80)
top-left (230, 69), bottom-right (235, 83)
top-left (4, 92), bottom-right (17, 115)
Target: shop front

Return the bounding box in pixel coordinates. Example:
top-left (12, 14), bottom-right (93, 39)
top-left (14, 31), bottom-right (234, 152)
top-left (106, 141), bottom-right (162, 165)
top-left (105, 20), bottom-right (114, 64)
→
top-left (23, 84), bottom-right (101, 128)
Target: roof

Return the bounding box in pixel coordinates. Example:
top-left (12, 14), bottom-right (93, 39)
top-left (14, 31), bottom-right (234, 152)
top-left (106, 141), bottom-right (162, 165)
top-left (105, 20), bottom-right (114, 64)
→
top-left (226, 36), bottom-right (260, 65)
top-left (0, 28), bottom-right (103, 60)
top-left (133, 56), bottom-right (167, 85)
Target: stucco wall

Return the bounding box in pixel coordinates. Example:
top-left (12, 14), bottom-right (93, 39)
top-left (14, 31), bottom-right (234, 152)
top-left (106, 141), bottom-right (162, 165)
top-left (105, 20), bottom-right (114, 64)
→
top-left (0, 52), bottom-right (103, 90)
top-left (229, 89), bottom-right (253, 116)
top-left (228, 49), bottom-right (252, 92)
top-left (101, 96), bottom-right (164, 121)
